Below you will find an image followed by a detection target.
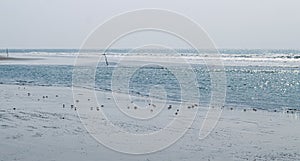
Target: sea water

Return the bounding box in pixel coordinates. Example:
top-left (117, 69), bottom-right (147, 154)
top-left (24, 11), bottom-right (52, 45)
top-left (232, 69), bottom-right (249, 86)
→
top-left (0, 49), bottom-right (299, 111)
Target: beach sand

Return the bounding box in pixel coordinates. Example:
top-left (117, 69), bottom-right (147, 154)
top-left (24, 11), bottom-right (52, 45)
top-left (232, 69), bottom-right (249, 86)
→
top-left (1, 84), bottom-right (300, 161)
top-left (0, 56), bottom-right (42, 61)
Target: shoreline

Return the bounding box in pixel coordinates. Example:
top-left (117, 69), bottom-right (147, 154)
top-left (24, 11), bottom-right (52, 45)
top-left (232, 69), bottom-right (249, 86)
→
top-left (0, 56), bottom-right (43, 61)
top-left (1, 83), bottom-right (299, 115)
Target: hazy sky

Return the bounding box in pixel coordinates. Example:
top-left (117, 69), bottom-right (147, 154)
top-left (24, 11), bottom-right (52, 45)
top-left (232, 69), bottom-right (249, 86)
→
top-left (0, 0), bottom-right (299, 49)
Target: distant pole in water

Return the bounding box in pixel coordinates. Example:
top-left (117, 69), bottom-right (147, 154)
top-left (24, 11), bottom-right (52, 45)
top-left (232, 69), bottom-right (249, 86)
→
top-left (103, 53), bottom-right (109, 66)
top-left (6, 48), bottom-right (9, 57)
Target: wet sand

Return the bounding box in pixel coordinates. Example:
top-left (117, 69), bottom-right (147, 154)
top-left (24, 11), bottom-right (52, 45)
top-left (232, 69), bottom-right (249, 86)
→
top-left (0, 56), bottom-right (42, 61)
top-left (1, 84), bottom-right (300, 161)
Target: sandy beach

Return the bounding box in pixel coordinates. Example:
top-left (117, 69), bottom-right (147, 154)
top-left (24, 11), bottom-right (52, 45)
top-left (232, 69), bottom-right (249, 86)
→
top-left (1, 84), bottom-right (300, 161)
top-left (0, 55), bottom-right (43, 61)
top-left (2, 0), bottom-right (300, 160)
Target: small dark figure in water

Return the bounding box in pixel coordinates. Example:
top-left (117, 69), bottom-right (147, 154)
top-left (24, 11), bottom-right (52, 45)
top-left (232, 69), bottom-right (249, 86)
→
top-left (230, 107), bottom-right (233, 110)
top-left (243, 109), bottom-right (246, 112)
top-left (56, 95), bottom-right (58, 97)
top-left (13, 107), bottom-right (16, 110)
top-left (127, 106), bottom-right (130, 109)
top-left (90, 107), bottom-right (93, 110)
top-left (71, 105), bottom-right (74, 109)
top-left (175, 112), bottom-right (178, 115)
top-left (187, 106), bottom-right (191, 109)
top-left (27, 93), bottom-right (30, 96)
top-left (253, 108), bottom-right (257, 112)
top-left (177, 109), bottom-right (179, 112)
top-left (150, 109), bottom-right (153, 112)
top-left (76, 100), bottom-right (79, 103)
top-left (96, 107), bottom-right (100, 111)
top-left (88, 99), bottom-right (90, 101)
top-left (168, 105), bottom-right (172, 110)
top-left (74, 107), bottom-right (77, 111)
top-left (45, 96), bottom-right (48, 98)
top-left (134, 106), bottom-right (137, 110)
top-left (62, 104), bottom-right (65, 108)
top-left (101, 105), bottom-right (104, 107)
top-left (43, 96), bottom-right (45, 99)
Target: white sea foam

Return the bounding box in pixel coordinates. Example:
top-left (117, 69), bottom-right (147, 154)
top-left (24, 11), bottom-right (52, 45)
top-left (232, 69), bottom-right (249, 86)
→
top-left (1, 50), bottom-right (300, 68)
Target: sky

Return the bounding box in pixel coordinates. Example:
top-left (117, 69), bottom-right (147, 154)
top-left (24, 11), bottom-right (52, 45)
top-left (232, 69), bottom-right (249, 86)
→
top-left (0, 0), bottom-right (299, 49)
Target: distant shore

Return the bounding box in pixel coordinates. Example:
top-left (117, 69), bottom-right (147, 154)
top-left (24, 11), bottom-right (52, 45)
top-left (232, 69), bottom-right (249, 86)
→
top-left (0, 55), bottom-right (42, 61)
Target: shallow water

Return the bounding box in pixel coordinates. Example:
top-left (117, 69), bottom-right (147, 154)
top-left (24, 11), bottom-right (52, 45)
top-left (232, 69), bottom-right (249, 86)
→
top-left (0, 62), bottom-right (298, 111)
